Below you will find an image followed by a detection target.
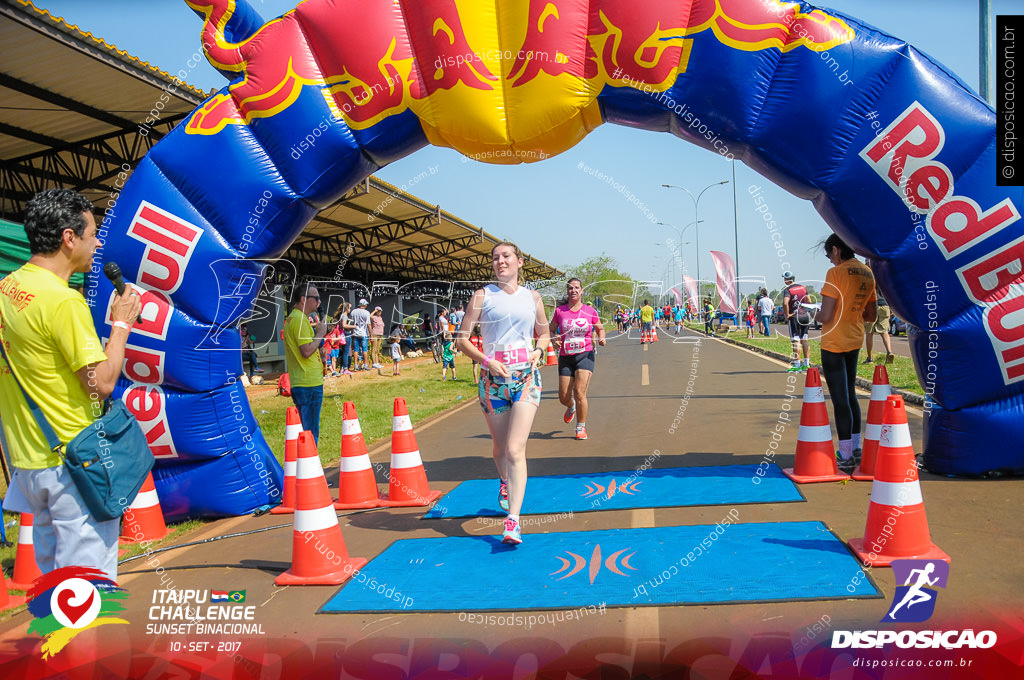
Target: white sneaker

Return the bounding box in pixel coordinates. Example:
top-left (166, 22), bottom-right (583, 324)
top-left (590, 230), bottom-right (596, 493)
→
top-left (372, 363), bottom-right (382, 369)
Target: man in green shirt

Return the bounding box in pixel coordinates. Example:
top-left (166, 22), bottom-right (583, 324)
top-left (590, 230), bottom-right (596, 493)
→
top-left (284, 283), bottom-right (326, 442)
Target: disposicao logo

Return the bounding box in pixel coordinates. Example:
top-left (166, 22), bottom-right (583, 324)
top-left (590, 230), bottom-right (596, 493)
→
top-left (26, 566), bottom-right (129, 659)
top-left (884, 559), bottom-right (948, 623)
top-left (832, 559), bottom-right (997, 650)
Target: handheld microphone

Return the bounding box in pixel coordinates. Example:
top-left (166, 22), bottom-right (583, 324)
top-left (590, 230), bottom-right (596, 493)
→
top-left (103, 261), bottom-right (126, 295)
top-left (103, 261), bottom-right (140, 323)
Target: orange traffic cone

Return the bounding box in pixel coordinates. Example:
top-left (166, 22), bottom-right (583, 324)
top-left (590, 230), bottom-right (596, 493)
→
top-left (783, 368), bottom-right (848, 483)
top-left (640, 330), bottom-right (648, 343)
top-left (853, 365), bottom-right (892, 481)
top-left (335, 402), bottom-right (381, 509)
top-left (119, 473), bottom-right (168, 544)
top-left (1, 568), bottom-right (26, 610)
top-left (275, 432), bottom-right (367, 585)
top-left (379, 398), bottom-right (443, 507)
top-left (271, 407), bottom-right (301, 514)
top-left (545, 344), bottom-right (558, 366)
top-left (848, 396), bottom-right (949, 567)
top-left (652, 327), bottom-right (659, 342)
top-left (10, 514), bottom-right (42, 591)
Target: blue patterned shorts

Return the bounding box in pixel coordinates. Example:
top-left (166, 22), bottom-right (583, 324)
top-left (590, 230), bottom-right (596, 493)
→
top-left (479, 367), bottom-right (542, 415)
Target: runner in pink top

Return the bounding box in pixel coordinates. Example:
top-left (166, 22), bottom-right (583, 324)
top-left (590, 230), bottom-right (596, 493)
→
top-left (549, 278), bottom-right (606, 440)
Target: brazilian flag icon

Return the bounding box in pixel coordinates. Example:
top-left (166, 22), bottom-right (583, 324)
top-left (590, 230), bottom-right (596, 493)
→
top-left (228, 591), bottom-right (246, 603)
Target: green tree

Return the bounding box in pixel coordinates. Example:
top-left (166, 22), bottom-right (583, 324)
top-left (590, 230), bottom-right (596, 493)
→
top-left (562, 254), bottom-right (635, 309)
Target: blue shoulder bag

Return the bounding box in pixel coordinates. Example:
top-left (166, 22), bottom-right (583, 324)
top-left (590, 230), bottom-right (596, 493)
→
top-left (0, 338), bottom-right (153, 522)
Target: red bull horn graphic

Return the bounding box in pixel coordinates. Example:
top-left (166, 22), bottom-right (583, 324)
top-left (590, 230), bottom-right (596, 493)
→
top-left (84, 0), bottom-right (1024, 524)
top-left (507, 1), bottom-right (583, 86)
top-left (184, 0), bottom-right (854, 158)
top-left (685, 0), bottom-right (854, 53)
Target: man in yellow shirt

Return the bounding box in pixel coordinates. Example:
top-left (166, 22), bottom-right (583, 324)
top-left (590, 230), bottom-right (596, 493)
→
top-left (284, 283), bottom-right (326, 442)
top-left (639, 300), bottom-right (655, 343)
top-left (0, 189), bottom-right (141, 580)
top-left (817, 234), bottom-right (877, 472)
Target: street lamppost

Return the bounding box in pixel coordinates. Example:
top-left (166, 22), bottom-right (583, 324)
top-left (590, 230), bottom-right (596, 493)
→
top-left (662, 180), bottom-right (729, 303)
top-left (657, 219), bottom-right (702, 287)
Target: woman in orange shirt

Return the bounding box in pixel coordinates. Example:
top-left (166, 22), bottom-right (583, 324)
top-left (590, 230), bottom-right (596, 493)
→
top-left (816, 234), bottom-right (877, 472)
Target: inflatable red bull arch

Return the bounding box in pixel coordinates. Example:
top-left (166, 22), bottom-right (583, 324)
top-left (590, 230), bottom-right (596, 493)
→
top-left (87, 0), bottom-right (1024, 519)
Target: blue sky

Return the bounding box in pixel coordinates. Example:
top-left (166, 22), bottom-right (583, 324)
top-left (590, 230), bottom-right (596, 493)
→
top-left (32, 0), bottom-right (1015, 295)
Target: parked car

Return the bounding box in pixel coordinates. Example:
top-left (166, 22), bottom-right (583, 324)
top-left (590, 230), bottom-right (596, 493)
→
top-left (773, 303), bottom-right (822, 330)
top-left (800, 302), bottom-right (823, 330)
top-left (890, 315), bottom-right (907, 336)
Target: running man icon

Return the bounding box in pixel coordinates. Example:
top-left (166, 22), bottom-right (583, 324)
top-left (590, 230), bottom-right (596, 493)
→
top-left (884, 559), bottom-right (950, 623)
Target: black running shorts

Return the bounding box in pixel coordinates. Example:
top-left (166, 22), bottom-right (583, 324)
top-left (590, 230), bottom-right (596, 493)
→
top-left (788, 317), bottom-right (810, 340)
top-left (558, 350), bottom-right (596, 376)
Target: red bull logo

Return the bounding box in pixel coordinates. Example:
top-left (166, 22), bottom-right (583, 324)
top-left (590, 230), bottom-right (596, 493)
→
top-left (184, 0), bottom-right (853, 160)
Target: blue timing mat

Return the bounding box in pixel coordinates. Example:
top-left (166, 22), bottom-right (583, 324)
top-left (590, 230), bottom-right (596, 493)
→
top-left (422, 464), bottom-right (803, 519)
top-left (321, 521), bottom-right (880, 613)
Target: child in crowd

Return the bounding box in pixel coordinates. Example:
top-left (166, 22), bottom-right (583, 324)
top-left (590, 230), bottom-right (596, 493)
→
top-left (390, 335), bottom-right (402, 376)
top-left (326, 324), bottom-right (342, 376)
top-left (469, 324), bottom-right (483, 384)
top-left (321, 333), bottom-right (333, 378)
top-left (441, 332), bottom-right (457, 381)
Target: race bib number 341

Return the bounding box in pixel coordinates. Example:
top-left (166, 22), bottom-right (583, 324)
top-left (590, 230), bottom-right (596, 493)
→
top-left (495, 344), bottom-right (530, 370)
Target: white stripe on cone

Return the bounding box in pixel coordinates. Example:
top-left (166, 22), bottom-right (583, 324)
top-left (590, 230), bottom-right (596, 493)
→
top-left (129, 489), bottom-right (160, 509)
top-left (390, 450), bottom-right (423, 469)
top-left (284, 460), bottom-right (297, 476)
top-left (803, 387), bottom-right (825, 403)
top-left (285, 424), bottom-right (301, 439)
top-left (798, 425), bottom-right (833, 443)
top-left (871, 384), bottom-right (892, 400)
top-left (296, 457), bottom-right (326, 480)
top-left (393, 414), bottom-right (412, 431)
top-left (340, 456), bottom-right (372, 472)
top-left (864, 422), bottom-right (882, 439)
top-left (18, 526), bottom-right (32, 544)
top-left (342, 420), bottom-right (362, 435)
top-left (870, 479), bottom-right (925, 507)
top-left (293, 505), bottom-right (340, 533)
top-left (879, 424), bottom-right (913, 449)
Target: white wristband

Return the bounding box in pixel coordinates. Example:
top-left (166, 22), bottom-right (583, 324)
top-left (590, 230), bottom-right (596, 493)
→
top-left (112, 321), bottom-right (131, 331)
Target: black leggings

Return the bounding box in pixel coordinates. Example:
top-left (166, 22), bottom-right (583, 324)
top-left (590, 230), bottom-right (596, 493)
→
top-left (820, 349), bottom-right (861, 441)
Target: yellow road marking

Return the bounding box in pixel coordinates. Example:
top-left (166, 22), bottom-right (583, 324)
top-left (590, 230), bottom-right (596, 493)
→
top-left (641, 364), bottom-right (650, 386)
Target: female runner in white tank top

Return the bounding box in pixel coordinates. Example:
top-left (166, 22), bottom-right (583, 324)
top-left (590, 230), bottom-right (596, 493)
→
top-left (457, 241), bottom-right (550, 545)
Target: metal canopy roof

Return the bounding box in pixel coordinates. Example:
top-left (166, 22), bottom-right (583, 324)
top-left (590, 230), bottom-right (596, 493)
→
top-left (287, 176), bottom-right (561, 283)
top-left (0, 0), bottom-right (209, 214)
top-left (0, 0), bottom-right (561, 284)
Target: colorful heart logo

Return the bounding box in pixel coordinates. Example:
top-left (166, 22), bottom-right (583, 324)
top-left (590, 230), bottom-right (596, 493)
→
top-left (49, 578), bottom-right (101, 629)
top-left (56, 587), bottom-right (95, 626)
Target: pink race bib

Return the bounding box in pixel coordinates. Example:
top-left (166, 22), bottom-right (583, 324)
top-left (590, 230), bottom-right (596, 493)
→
top-left (563, 337), bottom-right (587, 354)
top-left (494, 343), bottom-right (531, 370)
